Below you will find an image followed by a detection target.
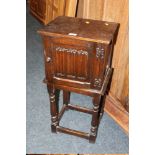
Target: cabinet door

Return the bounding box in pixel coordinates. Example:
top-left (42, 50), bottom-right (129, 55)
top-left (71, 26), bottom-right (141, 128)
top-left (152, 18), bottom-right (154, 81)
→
top-left (42, 36), bottom-right (110, 90)
top-left (43, 36), bottom-right (94, 89)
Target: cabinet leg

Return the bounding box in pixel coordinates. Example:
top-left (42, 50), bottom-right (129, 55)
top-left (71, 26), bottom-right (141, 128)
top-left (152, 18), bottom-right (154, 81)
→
top-left (49, 88), bottom-right (58, 133)
top-left (99, 94), bottom-right (106, 120)
top-left (89, 95), bottom-right (101, 143)
top-left (63, 90), bottom-right (70, 106)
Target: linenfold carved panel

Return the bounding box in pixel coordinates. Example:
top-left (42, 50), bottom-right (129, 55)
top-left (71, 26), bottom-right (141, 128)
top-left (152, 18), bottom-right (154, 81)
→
top-left (54, 46), bottom-right (89, 80)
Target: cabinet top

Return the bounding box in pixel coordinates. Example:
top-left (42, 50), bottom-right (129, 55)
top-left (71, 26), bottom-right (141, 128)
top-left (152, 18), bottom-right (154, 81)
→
top-left (38, 16), bottom-right (119, 44)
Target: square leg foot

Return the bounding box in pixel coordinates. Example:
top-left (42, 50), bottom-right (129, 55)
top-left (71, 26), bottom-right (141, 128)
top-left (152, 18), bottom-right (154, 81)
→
top-left (89, 135), bottom-right (96, 143)
top-left (51, 125), bottom-right (57, 133)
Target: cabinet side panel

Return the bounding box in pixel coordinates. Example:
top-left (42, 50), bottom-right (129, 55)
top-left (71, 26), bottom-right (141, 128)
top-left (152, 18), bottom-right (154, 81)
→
top-left (42, 36), bottom-right (54, 82)
top-left (90, 43), bottom-right (110, 90)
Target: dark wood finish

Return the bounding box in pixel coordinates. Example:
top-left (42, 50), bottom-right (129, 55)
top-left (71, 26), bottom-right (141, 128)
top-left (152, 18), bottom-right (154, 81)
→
top-left (67, 104), bottom-right (93, 114)
top-left (38, 16), bottom-right (119, 143)
top-left (48, 87), bottom-right (58, 133)
top-left (58, 104), bottom-right (66, 121)
top-left (63, 90), bottom-right (70, 105)
top-left (39, 16), bottom-right (118, 43)
top-left (57, 126), bottom-right (90, 140)
top-left (29, 0), bottom-right (46, 24)
top-left (89, 95), bottom-right (101, 142)
top-left (29, 0), bottom-right (66, 25)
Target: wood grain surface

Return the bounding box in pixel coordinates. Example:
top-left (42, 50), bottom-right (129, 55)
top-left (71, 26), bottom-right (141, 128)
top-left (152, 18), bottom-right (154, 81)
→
top-left (77, 0), bottom-right (129, 110)
top-left (103, 0), bottom-right (129, 109)
top-left (38, 16), bottom-right (119, 44)
top-left (65, 0), bottom-right (78, 17)
top-left (29, 0), bottom-right (78, 25)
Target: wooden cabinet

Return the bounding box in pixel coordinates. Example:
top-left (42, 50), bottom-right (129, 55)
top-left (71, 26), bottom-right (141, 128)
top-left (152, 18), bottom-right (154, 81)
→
top-left (29, 0), bottom-right (66, 25)
top-left (38, 16), bottom-right (119, 94)
top-left (29, 0), bottom-right (78, 25)
top-left (36, 0), bottom-right (46, 19)
top-left (38, 16), bottom-right (119, 143)
top-left (28, 0), bottom-right (128, 134)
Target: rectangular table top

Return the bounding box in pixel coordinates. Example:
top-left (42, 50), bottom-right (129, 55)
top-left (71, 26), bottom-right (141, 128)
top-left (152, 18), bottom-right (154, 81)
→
top-left (38, 16), bottom-right (119, 44)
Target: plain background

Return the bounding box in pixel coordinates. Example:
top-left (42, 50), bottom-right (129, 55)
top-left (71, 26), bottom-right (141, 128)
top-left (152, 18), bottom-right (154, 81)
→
top-left (0, 0), bottom-right (155, 155)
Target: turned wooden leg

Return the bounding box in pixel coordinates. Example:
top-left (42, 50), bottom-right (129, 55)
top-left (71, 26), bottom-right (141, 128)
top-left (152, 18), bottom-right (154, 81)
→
top-left (89, 95), bottom-right (101, 143)
top-left (99, 94), bottom-right (106, 120)
top-left (48, 86), bottom-right (58, 133)
top-left (63, 91), bottom-right (70, 110)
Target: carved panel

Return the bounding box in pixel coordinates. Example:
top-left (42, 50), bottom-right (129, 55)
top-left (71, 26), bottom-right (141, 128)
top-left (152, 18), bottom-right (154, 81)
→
top-left (55, 47), bottom-right (88, 55)
top-left (96, 47), bottom-right (104, 59)
top-left (94, 78), bottom-right (102, 88)
top-left (53, 46), bottom-right (89, 81)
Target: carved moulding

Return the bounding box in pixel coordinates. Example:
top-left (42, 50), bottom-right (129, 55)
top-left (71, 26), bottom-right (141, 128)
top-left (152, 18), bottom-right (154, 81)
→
top-left (55, 46), bottom-right (88, 55)
top-left (94, 78), bottom-right (102, 88)
top-left (96, 47), bottom-right (104, 59)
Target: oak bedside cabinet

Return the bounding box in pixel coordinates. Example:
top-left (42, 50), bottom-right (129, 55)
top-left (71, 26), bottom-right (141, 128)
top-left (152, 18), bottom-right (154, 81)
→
top-left (38, 16), bottom-right (119, 143)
